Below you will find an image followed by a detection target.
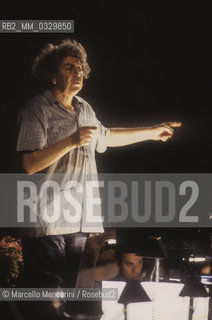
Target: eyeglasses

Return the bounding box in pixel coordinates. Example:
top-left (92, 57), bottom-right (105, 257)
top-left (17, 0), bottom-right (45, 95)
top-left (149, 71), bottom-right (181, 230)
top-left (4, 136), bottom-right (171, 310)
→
top-left (63, 63), bottom-right (83, 75)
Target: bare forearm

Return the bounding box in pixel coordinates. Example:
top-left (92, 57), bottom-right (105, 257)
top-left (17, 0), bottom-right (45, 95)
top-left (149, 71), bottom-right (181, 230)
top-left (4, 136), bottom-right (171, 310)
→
top-left (22, 136), bottom-right (74, 174)
top-left (107, 122), bottom-right (181, 147)
top-left (107, 127), bottom-right (156, 147)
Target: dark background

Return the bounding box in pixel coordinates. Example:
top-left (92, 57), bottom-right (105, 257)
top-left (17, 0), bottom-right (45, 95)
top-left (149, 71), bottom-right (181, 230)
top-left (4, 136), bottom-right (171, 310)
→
top-left (1, 2), bottom-right (212, 174)
top-left (0, 1), bottom-right (212, 278)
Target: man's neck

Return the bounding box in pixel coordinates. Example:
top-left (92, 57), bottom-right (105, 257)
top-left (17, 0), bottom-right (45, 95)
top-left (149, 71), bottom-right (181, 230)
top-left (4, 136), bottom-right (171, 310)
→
top-left (52, 88), bottom-right (75, 111)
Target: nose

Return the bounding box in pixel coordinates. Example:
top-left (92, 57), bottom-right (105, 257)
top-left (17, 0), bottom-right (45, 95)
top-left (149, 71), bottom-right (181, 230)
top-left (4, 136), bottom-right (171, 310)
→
top-left (132, 265), bottom-right (140, 275)
top-left (73, 68), bottom-right (83, 76)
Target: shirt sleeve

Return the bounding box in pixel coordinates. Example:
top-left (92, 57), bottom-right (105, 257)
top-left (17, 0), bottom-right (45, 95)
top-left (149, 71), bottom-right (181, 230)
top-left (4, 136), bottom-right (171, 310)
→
top-left (16, 105), bottom-right (47, 152)
top-left (84, 102), bottom-right (110, 153)
top-left (95, 118), bottom-right (110, 153)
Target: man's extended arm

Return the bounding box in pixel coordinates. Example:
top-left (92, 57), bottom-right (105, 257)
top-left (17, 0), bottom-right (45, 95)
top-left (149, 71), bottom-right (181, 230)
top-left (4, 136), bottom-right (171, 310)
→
top-left (107, 122), bottom-right (181, 147)
top-left (20, 122), bottom-right (181, 174)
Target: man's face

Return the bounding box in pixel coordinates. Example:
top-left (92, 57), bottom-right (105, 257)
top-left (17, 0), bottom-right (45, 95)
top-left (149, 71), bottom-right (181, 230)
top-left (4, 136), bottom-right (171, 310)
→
top-left (53, 56), bottom-right (84, 95)
top-left (120, 253), bottom-right (143, 280)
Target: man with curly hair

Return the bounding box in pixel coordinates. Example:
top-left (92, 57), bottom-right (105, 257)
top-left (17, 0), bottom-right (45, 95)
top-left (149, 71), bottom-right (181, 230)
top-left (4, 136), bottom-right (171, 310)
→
top-left (16, 38), bottom-right (181, 298)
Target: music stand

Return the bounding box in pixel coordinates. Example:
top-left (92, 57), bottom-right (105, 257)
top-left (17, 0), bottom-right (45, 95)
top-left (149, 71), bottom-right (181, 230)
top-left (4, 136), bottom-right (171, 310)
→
top-left (118, 280), bottom-right (151, 320)
top-left (179, 266), bottom-right (209, 320)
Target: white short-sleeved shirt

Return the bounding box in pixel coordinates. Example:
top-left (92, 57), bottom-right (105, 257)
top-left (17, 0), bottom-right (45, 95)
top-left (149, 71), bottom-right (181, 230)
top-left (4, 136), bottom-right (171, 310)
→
top-left (16, 90), bottom-right (110, 237)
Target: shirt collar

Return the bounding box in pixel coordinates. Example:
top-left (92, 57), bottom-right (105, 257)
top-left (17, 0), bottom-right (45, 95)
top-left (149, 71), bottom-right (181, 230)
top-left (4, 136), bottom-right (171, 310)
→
top-left (43, 89), bottom-right (83, 113)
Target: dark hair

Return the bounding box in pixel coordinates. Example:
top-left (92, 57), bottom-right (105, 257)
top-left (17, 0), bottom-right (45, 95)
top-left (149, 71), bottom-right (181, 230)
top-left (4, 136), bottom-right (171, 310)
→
top-left (31, 38), bottom-right (91, 89)
top-left (115, 248), bottom-right (143, 266)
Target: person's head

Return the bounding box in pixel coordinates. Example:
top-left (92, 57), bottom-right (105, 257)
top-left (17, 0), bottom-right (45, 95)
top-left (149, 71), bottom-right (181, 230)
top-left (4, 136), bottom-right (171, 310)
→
top-left (31, 39), bottom-right (91, 95)
top-left (200, 262), bottom-right (212, 275)
top-left (119, 252), bottom-right (144, 280)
